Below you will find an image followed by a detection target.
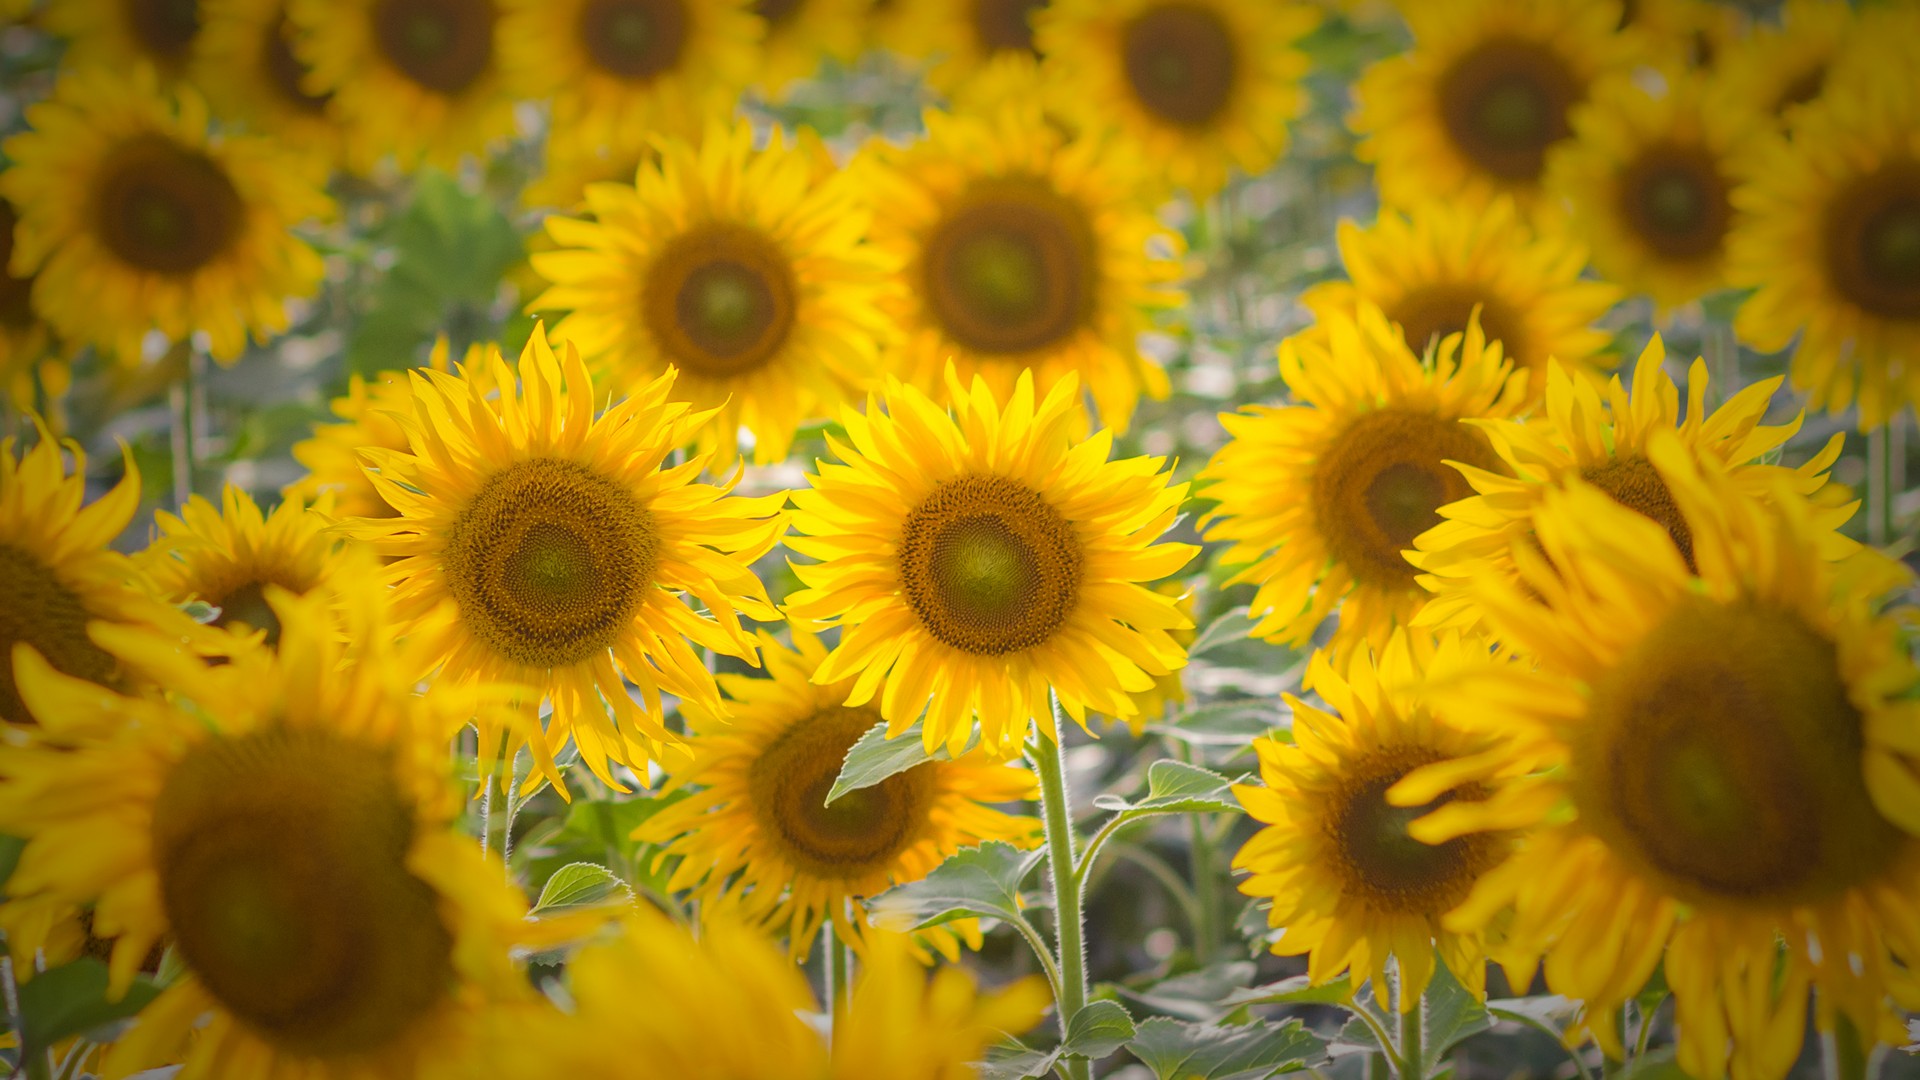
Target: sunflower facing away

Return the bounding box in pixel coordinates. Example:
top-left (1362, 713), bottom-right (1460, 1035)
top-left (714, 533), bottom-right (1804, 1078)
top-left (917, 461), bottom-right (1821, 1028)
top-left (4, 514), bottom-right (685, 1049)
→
top-left (43, 0), bottom-right (204, 79)
top-left (533, 120), bottom-right (895, 468)
top-left (1298, 197), bottom-right (1621, 398)
top-left (346, 327), bottom-right (785, 794)
top-left (0, 67), bottom-right (329, 365)
top-left (1200, 302), bottom-right (1527, 659)
top-left (1035, 0), bottom-right (1319, 199)
top-left (1412, 337), bottom-right (1854, 638)
top-left (858, 103), bottom-right (1183, 435)
top-left (1234, 634), bottom-right (1522, 1009)
top-left (191, 0), bottom-right (345, 165)
top-left (786, 368), bottom-right (1196, 759)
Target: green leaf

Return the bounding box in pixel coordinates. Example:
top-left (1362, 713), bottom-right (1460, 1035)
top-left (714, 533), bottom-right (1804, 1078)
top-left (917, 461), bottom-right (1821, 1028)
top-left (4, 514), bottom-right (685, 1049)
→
top-left (1093, 760), bottom-right (1241, 816)
top-left (532, 862), bottom-right (631, 914)
top-left (1221, 974), bottom-right (1355, 1009)
top-left (826, 719), bottom-right (975, 804)
top-left (1422, 959), bottom-right (1493, 1060)
top-left (1616, 1047), bottom-right (1691, 1079)
top-left (1064, 1000), bottom-right (1137, 1060)
top-left (17, 958), bottom-right (163, 1059)
top-left (866, 841), bottom-right (1045, 930)
top-left (1116, 961), bottom-right (1259, 1023)
top-left (1149, 700), bottom-right (1289, 746)
top-left (1128, 1017), bottom-right (1327, 1080)
top-left (979, 1038), bottom-right (1061, 1080)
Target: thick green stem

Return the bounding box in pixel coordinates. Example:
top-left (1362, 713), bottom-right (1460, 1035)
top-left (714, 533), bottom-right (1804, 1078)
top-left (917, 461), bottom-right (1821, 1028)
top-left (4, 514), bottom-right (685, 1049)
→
top-left (823, 916), bottom-right (854, 1042)
top-left (1398, 994), bottom-right (1425, 1079)
top-left (1823, 1013), bottom-right (1871, 1080)
top-left (1032, 709), bottom-right (1091, 1080)
top-left (1175, 742), bottom-right (1222, 965)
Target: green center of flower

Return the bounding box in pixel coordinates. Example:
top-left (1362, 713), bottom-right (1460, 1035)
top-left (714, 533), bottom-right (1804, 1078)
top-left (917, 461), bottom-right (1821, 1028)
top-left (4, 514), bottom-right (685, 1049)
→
top-left (1311, 409), bottom-right (1497, 591)
top-left (1329, 745), bottom-right (1501, 915)
top-left (749, 706), bottom-right (937, 878)
top-left (0, 542), bottom-right (118, 726)
top-left (94, 135), bottom-right (243, 277)
top-left (373, 0), bottom-right (496, 95)
top-left (126, 0), bottom-right (201, 62)
top-left (578, 0), bottom-right (687, 79)
top-left (1120, 3), bottom-right (1237, 129)
top-left (646, 224), bottom-right (798, 378)
top-left (900, 475), bottom-right (1083, 656)
top-left (1437, 36), bottom-right (1580, 183)
top-left (1619, 143), bottom-right (1730, 262)
top-left (925, 180), bottom-right (1095, 356)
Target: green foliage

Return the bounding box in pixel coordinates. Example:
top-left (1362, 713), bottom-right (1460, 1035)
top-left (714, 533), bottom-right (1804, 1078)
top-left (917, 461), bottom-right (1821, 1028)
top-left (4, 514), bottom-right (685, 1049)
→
top-left (1062, 1000), bottom-right (1137, 1061)
top-left (15, 959), bottom-right (163, 1065)
top-left (531, 862), bottom-right (632, 914)
top-left (865, 841), bottom-right (1044, 930)
top-left (827, 718), bottom-right (976, 803)
top-left (1092, 759), bottom-right (1240, 816)
top-left (1126, 1016), bottom-right (1326, 1080)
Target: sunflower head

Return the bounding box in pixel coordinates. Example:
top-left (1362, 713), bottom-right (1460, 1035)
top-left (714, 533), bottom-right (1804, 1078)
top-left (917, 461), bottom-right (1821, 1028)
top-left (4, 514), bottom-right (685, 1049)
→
top-left (192, 0), bottom-right (346, 165)
top-left (44, 0), bottom-right (205, 76)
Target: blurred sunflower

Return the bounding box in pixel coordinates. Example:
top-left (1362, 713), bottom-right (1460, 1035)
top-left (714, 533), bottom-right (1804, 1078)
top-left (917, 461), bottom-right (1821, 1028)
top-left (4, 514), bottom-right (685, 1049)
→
top-left (830, 931), bottom-right (1052, 1080)
top-left (750, 0), bottom-right (868, 98)
top-left (1299, 198), bottom-right (1620, 398)
top-left (1351, 0), bottom-right (1632, 216)
top-left (1712, 0), bottom-right (1854, 128)
top-left (1613, 0), bottom-right (1744, 72)
top-left (533, 121), bottom-right (894, 468)
top-left (786, 369), bottom-right (1196, 758)
top-left (0, 67), bottom-right (329, 365)
top-left (1035, 0), bottom-right (1319, 199)
top-left (1397, 447), bottom-right (1920, 1080)
top-left (639, 628), bottom-right (1039, 958)
top-left (345, 328), bottom-right (785, 794)
top-left (859, 104), bottom-right (1182, 434)
top-left (1233, 634), bottom-right (1522, 1009)
top-left (1201, 303), bottom-right (1526, 657)
top-left (522, 122), bottom-right (661, 213)
top-left (43, 0), bottom-right (203, 78)
top-left (0, 198), bottom-right (57, 415)
top-left (883, 0), bottom-right (1052, 102)
top-left (191, 0), bottom-right (344, 164)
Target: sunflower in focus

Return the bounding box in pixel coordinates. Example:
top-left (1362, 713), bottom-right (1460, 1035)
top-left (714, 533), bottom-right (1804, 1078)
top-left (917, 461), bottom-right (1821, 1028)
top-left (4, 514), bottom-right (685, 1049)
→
top-left (1396, 447), bottom-right (1920, 1080)
top-left (1712, 0), bottom-right (1854, 128)
top-left (43, 0), bottom-right (203, 78)
top-left (533, 121), bottom-right (895, 468)
top-left (1201, 302), bottom-right (1527, 658)
top-left (1414, 337), bottom-right (1853, 639)
top-left (1299, 198), bottom-right (1621, 397)
top-left (1727, 65), bottom-right (1920, 429)
top-left (1350, 0), bottom-right (1634, 216)
top-left (639, 628), bottom-right (1039, 958)
top-left (750, 0), bottom-right (868, 98)
top-left (1233, 634), bottom-right (1521, 1009)
top-left (786, 369), bottom-right (1196, 758)
top-left (859, 104), bottom-right (1183, 434)
top-left (0, 67), bottom-right (329, 365)
top-left (191, 0), bottom-right (344, 164)
top-left (1035, 0), bottom-right (1319, 199)
top-left (346, 328), bottom-right (785, 794)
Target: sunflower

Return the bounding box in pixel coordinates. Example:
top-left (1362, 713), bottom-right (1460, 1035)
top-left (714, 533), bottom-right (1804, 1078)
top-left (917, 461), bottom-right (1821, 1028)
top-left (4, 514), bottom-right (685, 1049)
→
top-left (1711, 0), bottom-right (1855, 129)
top-left (1546, 71), bottom-right (1760, 311)
top-left (639, 627), bottom-right (1039, 957)
top-left (786, 368), bottom-right (1196, 759)
top-left (829, 930), bottom-right (1053, 1080)
top-left (43, 0), bottom-right (204, 79)
top-left (750, 0), bottom-right (868, 98)
top-left (876, 0), bottom-right (1052, 102)
top-left (0, 197), bottom-right (57, 416)
top-left (1298, 198), bottom-right (1621, 398)
top-left (532, 121), bottom-right (895, 468)
top-left (1727, 66), bottom-right (1920, 430)
top-left (1200, 302), bottom-right (1527, 659)
top-left (1233, 634), bottom-right (1522, 1009)
top-left (345, 327), bottom-right (786, 794)
top-left (1350, 0), bottom-right (1635, 216)
top-left (522, 122), bottom-right (661, 213)
top-left (288, 0), bottom-right (515, 170)
top-left (190, 0), bottom-right (345, 165)
top-left (1034, 0), bottom-right (1319, 199)
top-left (1413, 336), bottom-right (1854, 639)
top-left (0, 577), bottom-right (579, 1080)
top-left (858, 103), bottom-right (1183, 435)
top-left (1613, 0), bottom-right (1745, 72)
top-left (0, 67), bottom-right (329, 365)
top-left (1098, 579), bottom-right (1193, 736)
top-left (1394, 444), bottom-right (1920, 1080)
top-left (500, 0), bottom-right (758, 150)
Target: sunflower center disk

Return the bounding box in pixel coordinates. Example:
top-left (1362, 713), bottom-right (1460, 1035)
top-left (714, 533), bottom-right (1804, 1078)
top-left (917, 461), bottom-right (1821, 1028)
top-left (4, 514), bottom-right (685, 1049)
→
top-left (442, 457), bottom-right (658, 669)
top-left (1329, 748), bottom-right (1499, 915)
top-left (1575, 599), bottom-right (1904, 908)
top-left (899, 475), bottom-right (1083, 656)
top-left (973, 0), bottom-right (1046, 54)
top-left (1775, 64), bottom-right (1826, 114)
top-left (0, 543), bottom-right (118, 726)
top-left (373, 0), bottom-right (495, 94)
top-left (1437, 36), bottom-right (1578, 182)
top-left (1387, 283), bottom-right (1521, 366)
top-left (646, 225), bottom-right (797, 378)
top-left (1580, 455), bottom-right (1694, 568)
top-left (263, 14), bottom-right (330, 113)
top-left (1311, 410), bottom-right (1494, 590)
top-left (925, 182), bottom-right (1094, 355)
top-left (1620, 144), bottom-right (1730, 261)
top-left (212, 580), bottom-right (286, 647)
top-left (151, 728), bottom-right (454, 1058)
top-left (1121, 3), bottom-right (1237, 129)
top-left (578, 0), bottom-right (687, 79)
top-left (127, 0), bottom-right (201, 62)
top-left (94, 135), bottom-right (244, 277)
top-left (1825, 161), bottom-right (1920, 320)
top-left (749, 707), bottom-right (936, 878)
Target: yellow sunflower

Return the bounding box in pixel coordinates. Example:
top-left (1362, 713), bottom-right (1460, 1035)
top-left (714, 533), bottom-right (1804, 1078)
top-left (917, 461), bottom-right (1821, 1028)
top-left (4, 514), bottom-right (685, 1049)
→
top-left (0, 197), bottom-right (59, 416)
top-left (0, 67), bottom-right (329, 365)
top-left (1233, 633), bottom-right (1524, 1009)
top-left (639, 627), bottom-right (1040, 958)
top-left (288, 0), bottom-right (515, 170)
top-left (858, 103), bottom-right (1183, 434)
top-left (1034, 0), bottom-right (1319, 199)
top-left (500, 0), bottom-right (758, 151)
top-left (1546, 71), bottom-right (1760, 310)
top-left (43, 0), bottom-right (204, 79)
top-left (0, 577), bottom-right (580, 1080)
top-left (532, 120), bottom-right (895, 468)
top-left (1298, 197), bottom-right (1622, 397)
top-left (1727, 65), bottom-right (1920, 430)
top-left (1711, 0), bottom-right (1855, 129)
top-left (1413, 337), bottom-right (1853, 638)
top-left (1613, 0), bottom-right (1745, 73)
top-left (883, 0), bottom-right (1053, 103)
top-left (1395, 444), bottom-right (1920, 1080)
top-left (829, 930), bottom-right (1053, 1080)
top-left (1350, 0), bottom-right (1635, 216)
top-left (1099, 579), bottom-right (1194, 735)
top-left (750, 0), bottom-right (868, 98)
top-left (1199, 302), bottom-right (1527, 659)
top-left (522, 122), bottom-right (661, 213)
top-left (190, 0), bottom-right (345, 165)
top-left (786, 368), bottom-right (1196, 759)
top-left (345, 327), bottom-right (786, 794)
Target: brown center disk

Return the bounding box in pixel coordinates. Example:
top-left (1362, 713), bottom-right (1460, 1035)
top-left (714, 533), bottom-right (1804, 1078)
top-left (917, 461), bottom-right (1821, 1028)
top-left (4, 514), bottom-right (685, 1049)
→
top-left (1326, 744), bottom-right (1503, 916)
top-left (643, 224), bottom-right (799, 378)
top-left (0, 543), bottom-right (120, 726)
top-left (1386, 283), bottom-right (1527, 369)
top-left (1617, 141), bottom-right (1732, 262)
top-left (1120, 3), bottom-right (1237, 129)
top-left (124, 0), bottom-right (201, 63)
top-left (1436, 35), bottom-right (1581, 183)
top-left (373, 0), bottom-right (497, 95)
top-left (972, 0), bottom-right (1048, 55)
top-left (898, 475), bottom-right (1083, 656)
top-left (749, 706), bottom-right (938, 879)
top-left (923, 178), bottom-right (1096, 356)
top-left (1823, 159), bottom-right (1920, 321)
top-left (578, 0), bottom-right (688, 79)
top-left (92, 134), bottom-right (244, 277)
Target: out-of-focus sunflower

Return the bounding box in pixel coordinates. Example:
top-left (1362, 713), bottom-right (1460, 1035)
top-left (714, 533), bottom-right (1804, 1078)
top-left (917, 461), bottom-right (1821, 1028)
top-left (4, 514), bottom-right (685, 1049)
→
top-left (1727, 64), bottom-right (1920, 430)
top-left (0, 198), bottom-right (58, 415)
top-left (639, 628), bottom-right (1039, 958)
top-left (345, 328), bottom-right (785, 794)
top-left (750, 0), bottom-right (868, 98)
top-left (1299, 198), bottom-right (1620, 398)
top-left (533, 121), bottom-right (895, 468)
top-left (829, 930), bottom-right (1052, 1080)
top-left (0, 68), bottom-right (328, 365)
top-left (522, 122), bottom-right (662, 213)
top-left (1200, 302), bottom-right (1527, 658)
top-left (882, 0), bottom-right (1053, 103)
top-left (43, 0), bottom-right (203, 79)
top-left (1613, 0), bottom-right (1744, 72)
top-left (191, 0), bottom-right (344, 164)
top-left (786, 369), bottom-right (1196, 758)
top-left (1412, 337), bottom-right (1853, 638)
top-left (1234, 634), bottom-right (1522, 1009)
top-left (1547, 72), bottom-right (1758, 310)
top-left (500, 0), bottom-right (758, 149)
top-left (289, 0), bottom-right (514, 170)
top-left (1711, 0), bottom-right (1854, 129)
top-left (859, 104), bottom-right (1182, 434)
top-left (1350, 0), bottom-right (1634, 216)
top-left (1396, 447), bottom-right (1920, 1080)
top-left (1035, 0), bottom-right (1318, 199)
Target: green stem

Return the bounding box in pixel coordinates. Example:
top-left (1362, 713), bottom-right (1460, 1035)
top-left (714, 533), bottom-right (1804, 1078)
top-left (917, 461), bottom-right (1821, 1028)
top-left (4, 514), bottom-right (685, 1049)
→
top-left (1398, 993), bottom-right (1425, 1080)
top-left (1823, 1013), bottom-right (1872, 1080)
top-left (1006, 912), bottom-right (1065, 1006)
top-left (825, 916), bottom-right (853, 1036)
top-left (1032, 706), bottom-right (1091, 1080)
top-left (1175, 744), bottom-right (1222, 966)
top-left (1366, 1053), bottom-right (1392, 1080)
top-left (477, 777), bottom-right (493, 858)
top-left (1869, 424), bottom-right (1891, 548)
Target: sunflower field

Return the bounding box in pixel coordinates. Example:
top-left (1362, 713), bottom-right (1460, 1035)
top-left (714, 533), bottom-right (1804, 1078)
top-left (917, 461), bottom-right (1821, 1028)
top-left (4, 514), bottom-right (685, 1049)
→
top-left (2, 0), bottom-right (1920, 1078)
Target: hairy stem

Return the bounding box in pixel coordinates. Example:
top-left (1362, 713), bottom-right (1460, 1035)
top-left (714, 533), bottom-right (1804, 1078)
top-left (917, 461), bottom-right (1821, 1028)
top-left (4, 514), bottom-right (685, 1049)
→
top-left (1033, 700), bottom-right (1091, 1080)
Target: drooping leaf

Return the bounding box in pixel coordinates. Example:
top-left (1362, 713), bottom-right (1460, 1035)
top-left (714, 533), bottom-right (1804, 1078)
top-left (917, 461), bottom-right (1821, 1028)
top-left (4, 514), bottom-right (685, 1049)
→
top-left (1128, 1016), bottom-right (1327, 1080)
top-left (17, 958), bottom-right (163, 1060)
top-left (866, 841), bottom-right (1045, 929)
top-left (1116, 961), bottom-right (1259, 1022)
top-left (532, 862), bottom-right (631, 914)
top-left (978, 1038), bottom-right (1061, 1080)
top-left (827, 719), bottom-right (976, 804)
top-left (1063, 1000), bottom-right (1137, 1061)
